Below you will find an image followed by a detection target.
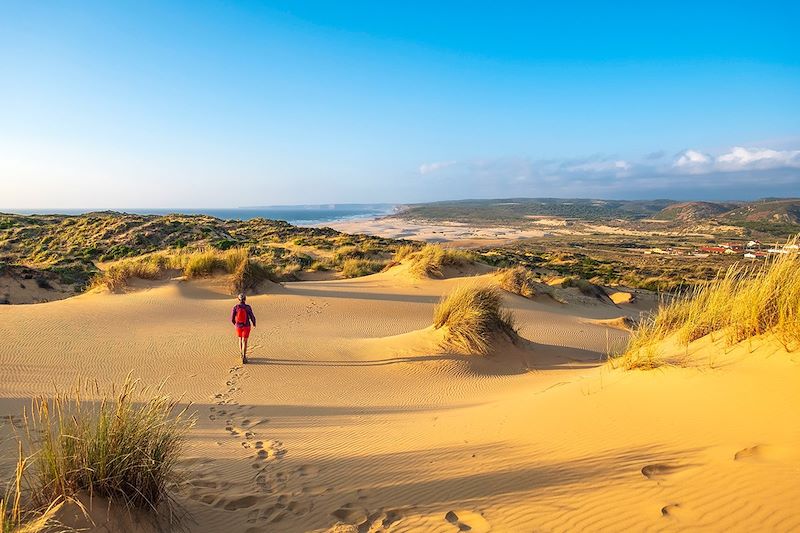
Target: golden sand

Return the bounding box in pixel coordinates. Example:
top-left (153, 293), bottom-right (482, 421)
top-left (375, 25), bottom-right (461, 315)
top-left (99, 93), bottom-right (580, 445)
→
top-left (1, 267), bottom-right (798, 532)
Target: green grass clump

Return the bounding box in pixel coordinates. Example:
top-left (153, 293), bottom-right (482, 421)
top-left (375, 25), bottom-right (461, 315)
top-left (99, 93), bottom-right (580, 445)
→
top-left (496, 266), bottom-right (538, 298)
top-left (23, 377), bottom-right (193, 512)
top-left (618, 236), bottom-right (800, 369)
top-left (433, 284), bottom-right (517, 355)
top-left (341, 258), bottom-right (384, 278)
top-left (408, 244), bottom-right (475, 278)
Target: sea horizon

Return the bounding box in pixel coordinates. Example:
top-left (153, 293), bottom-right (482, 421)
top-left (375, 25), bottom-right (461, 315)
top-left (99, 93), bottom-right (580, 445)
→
top-left (1, 204), bottom-right (399, 226)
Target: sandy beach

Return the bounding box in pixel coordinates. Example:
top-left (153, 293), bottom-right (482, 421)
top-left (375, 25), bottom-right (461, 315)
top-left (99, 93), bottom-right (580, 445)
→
top-left (1, 262), bottom-right (798, 532)
top-left (322, 217), bottom-right (558, 247)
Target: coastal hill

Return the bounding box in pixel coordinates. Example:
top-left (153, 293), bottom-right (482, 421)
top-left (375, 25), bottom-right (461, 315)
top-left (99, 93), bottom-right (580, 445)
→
top-left (398, 197), bottom-right (800, 236)
top-left (656, 201), bottom-right (738, 222)
top-left (0, 212), bottom-right (400, 303)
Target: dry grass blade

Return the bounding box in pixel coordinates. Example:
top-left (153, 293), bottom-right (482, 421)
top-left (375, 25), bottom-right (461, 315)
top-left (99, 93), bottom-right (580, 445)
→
top-left (1, 444), bottom-right (64, 533)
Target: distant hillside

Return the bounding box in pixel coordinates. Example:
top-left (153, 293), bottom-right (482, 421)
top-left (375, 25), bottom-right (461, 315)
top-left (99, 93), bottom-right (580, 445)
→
top-left (397, 197), bottom-right (800, 236)
top-left (398, 198), bottom-right (674, 224)
top-left (656, 201), bottom-right (739, 222)
top-left (720, 199), bottom-right (800, 225)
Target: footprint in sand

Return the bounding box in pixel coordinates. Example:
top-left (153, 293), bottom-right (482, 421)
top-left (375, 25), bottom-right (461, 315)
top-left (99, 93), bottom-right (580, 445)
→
top-left (661, 502), bottom-right (680, 517)
top-left (445, 510), bottom-right (491, 533)
top-left (641, 463), bottom-right (684, 481)
top-left (215, 494), bottom-right (260, 511)
top-left (732, 444), bottom-right (786, 462)
top-left (331, 504), bottom-right (410, 532)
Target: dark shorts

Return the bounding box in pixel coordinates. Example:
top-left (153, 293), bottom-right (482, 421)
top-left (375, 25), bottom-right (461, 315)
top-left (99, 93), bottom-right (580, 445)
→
top-left (236, 326), bottom-right (251, 339)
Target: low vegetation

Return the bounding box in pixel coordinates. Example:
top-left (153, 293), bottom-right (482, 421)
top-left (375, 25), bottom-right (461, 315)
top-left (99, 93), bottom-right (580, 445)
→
top-left (90, 255), bottom-right (167, 292)
top-left (91, 248), bottom-right (276, 293)
top-left (392, 244), bottom-right (418, 262)
top-left (0, 212), bottom-right (403, 296)
top-left (407, 244), bottom-right (475, 278)
top-left (560, 277), bottom-right (611, 301)
top-left (433, 284), bottom-right (517, 355)
top-left (21, 377), bottom-right (193, 513)
top-left (230, 257), bottom-right (274, 293)
top-left (476, 236), bottom-right (744, 293)
top-left (340, 258), bottom-right (384, 278)
top-left (495, 266), bottom-right (538, 298)
top-left (618, 238), bottom-right (799, 369)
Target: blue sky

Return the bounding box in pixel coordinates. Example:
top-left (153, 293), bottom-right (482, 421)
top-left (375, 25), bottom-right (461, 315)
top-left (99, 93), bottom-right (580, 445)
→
top-left (1, 1), bottom-right (798, 207)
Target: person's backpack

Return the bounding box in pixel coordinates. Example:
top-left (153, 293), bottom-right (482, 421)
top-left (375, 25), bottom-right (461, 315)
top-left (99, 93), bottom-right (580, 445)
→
top-left (235, 304), bottom-right (248, 327)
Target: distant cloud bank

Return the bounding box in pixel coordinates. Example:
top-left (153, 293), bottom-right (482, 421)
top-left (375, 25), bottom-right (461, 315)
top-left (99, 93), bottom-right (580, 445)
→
top-left (416, 145), bottom-right (800, 200)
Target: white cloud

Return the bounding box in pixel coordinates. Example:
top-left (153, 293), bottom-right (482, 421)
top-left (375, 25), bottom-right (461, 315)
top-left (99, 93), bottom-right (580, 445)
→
top-left (716, 146), bottom-right (800, 170)
top-left (674, 149), bottom-right (711, 168)
top-left (418, 160), bottom-right (456, 174)
top-left (412, 143), bottom-right (800, 200)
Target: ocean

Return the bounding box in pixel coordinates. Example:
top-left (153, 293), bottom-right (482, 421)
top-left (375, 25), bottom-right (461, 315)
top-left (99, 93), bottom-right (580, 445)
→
top-left (5, 204), bottom-right (397, 226)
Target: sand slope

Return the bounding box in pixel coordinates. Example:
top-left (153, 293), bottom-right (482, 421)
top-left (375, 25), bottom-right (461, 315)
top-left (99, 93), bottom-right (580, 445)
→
top-left (1, 269), bottom-right (798, 532)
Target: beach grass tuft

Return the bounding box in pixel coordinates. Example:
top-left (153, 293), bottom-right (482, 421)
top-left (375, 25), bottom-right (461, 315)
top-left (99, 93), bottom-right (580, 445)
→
top-left (408, 244), bottom-right (475, 278)
top-left (618, 236), bottom-right (800, 369)
top-left (433, 283), bottom-right (517, 355)
top-left (21, 376), bottom-right (193, 514)
top-left (496, 266), bottom-right (538, 298)
top-left (230, 256), bottom-right (274, 293)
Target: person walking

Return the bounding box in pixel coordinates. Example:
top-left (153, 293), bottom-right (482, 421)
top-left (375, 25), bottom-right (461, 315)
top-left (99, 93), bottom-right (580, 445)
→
top-left (231, 293), bottom-right (256, 364)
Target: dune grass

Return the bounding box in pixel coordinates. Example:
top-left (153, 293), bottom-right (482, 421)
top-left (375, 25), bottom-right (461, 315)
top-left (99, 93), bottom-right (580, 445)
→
top-left (21, 377), bottom-right (193, 513)
top-left (340, 258), bottom-right (384, 278)
top-left (392, 244), bottom-right (418, 262)
top-left (1, 446), bottom-right (63, 533)
top-left (230, 257), bottom-right (273, 293)
top-left (331, 245), bottom-right (366, 264)
top-left (91, 247), bottom-right (273, 293)
top-left (408, 244), bottom-right (475, 278)
top-left (618, 238), bottom-right (800, 369)
top-left (433, 284), bottom-right (517, 355)
top-left (90, 255), bottom-right (168, 291)
top-left (496, 266), bottom-right (538, 298)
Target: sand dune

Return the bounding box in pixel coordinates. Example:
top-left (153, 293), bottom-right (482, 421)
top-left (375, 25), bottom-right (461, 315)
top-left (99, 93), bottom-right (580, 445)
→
top-left (1, 268), bottom-right (798, 532)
